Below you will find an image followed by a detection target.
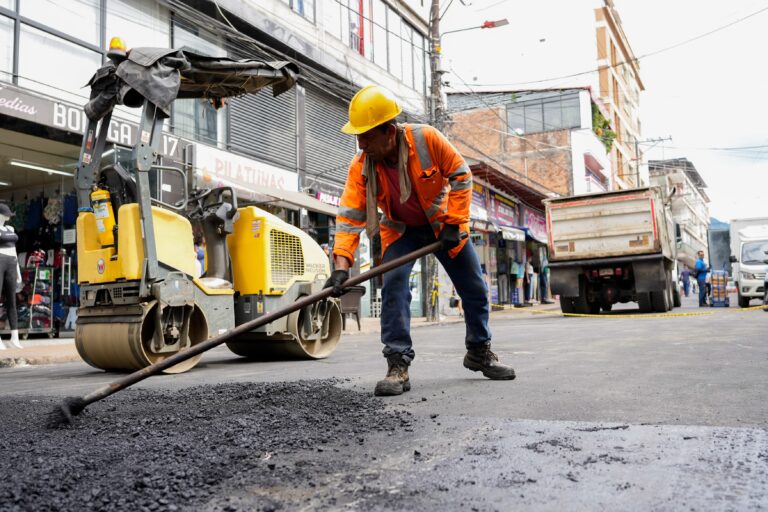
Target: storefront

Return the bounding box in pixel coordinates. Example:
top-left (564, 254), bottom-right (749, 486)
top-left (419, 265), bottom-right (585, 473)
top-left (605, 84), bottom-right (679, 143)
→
top-left (0, 82), bottom-right (185, 337)
top-left (521, 206), bottom-right (550, 303)
top-left (467, 160), bottom-right (550, 308)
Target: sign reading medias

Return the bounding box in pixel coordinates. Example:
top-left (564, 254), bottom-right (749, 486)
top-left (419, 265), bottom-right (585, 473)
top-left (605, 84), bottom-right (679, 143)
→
top-left (0, 84), bottom-right (182, 160)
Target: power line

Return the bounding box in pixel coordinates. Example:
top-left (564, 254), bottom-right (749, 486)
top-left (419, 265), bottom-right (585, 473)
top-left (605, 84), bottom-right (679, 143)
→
top-left (452, 3), bottom-right (768, 88)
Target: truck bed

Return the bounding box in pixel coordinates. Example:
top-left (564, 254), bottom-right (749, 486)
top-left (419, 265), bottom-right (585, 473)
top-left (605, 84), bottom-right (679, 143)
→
top-left (546, 188), bottom-right (669, 261)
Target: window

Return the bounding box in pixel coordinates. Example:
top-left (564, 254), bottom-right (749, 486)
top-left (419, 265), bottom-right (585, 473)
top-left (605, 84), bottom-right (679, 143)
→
top-left (172, 22), bottom-right (227, 147)
top-left (525, 103), bottom-right (544, 133)
top-left (505, 91), bottom-right (583, 134)
top-left (0, 16), bottom-right (12, 82)
top-left (324, 0), bottom-right (342, 39)
top-left (348, 0), bottom-right (363, 54)
top-left (106, 0), bottom-right (170, 48)
top-left (18, 23), bottom-right (101, 104)
top-left (413, 32), bottom-right (425, 95)
top-left (387, 8), bottom-right (401, 78)
top-left (289, 0), bottom-right (315, 23)
top-left (371, 0), bottom-right (387, 69)
top-left (401, 22), bottom-right (413, 88)
top-left (20, 0), bottom-right (100, 46)
top-left (562, 94), bottom-right (580, 127)
top-left (0, 0), bottom-right (12, 10)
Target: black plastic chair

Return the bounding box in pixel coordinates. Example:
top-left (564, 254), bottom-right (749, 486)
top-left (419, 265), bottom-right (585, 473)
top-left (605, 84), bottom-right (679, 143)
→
top-left (340, 286), bottom-right (366, 330)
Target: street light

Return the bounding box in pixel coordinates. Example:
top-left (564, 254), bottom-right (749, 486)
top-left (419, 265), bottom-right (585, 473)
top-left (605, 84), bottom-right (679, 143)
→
top-left (440, 18), bottom-right (509, 38)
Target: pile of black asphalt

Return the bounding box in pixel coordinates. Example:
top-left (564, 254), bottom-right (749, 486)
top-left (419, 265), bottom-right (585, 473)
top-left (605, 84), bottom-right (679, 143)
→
top-left (0, 380), bottom-right (415, 511)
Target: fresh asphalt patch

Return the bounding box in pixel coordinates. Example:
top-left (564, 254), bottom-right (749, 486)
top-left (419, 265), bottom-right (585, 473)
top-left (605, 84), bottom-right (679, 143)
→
top-left (1, 380), bottom-right (766, 511)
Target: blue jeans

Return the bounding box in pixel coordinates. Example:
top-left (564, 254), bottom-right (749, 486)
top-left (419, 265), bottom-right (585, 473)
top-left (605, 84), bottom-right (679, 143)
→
top-left (380, 225), bottom-right (491, 362)
top-left (698, 278), bottom-right (707, 306)
top-left (682, 280), bottom-right (690, 297)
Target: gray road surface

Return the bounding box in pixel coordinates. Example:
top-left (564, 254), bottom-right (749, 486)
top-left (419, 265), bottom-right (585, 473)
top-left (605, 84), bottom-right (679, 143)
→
top-left (0, 295), bottom-right (766, 511)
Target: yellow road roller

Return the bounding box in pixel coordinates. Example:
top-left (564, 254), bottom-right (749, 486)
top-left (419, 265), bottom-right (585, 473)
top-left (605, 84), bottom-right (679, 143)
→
top-left (73, 41), bottom-right (341, 373)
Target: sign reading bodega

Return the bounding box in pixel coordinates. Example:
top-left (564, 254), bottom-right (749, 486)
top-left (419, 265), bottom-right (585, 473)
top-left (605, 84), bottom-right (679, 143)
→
top-left (0, 83), bottom-right (182, 160)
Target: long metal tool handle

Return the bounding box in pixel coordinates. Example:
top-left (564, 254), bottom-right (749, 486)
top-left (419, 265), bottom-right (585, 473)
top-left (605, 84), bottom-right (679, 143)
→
top-left (79, 240), bottom-right (444, 405)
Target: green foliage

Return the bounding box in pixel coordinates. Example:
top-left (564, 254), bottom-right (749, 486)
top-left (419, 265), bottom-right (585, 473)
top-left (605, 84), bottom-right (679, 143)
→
top-left (592, 103), bottom-right (616, 152)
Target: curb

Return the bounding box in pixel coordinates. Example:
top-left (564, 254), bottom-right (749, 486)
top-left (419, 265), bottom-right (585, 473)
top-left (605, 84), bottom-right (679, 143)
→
top-left (0, 304), bottom-right (564, 367)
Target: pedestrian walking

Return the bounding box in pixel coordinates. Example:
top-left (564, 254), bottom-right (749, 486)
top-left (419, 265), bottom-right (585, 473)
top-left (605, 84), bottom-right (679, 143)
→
top-left (695, 250), bottom-right (710, 307)
top-left (680, 265), bottom-right (691, 297)
top-left (324, 85), bottom-right (515, 396)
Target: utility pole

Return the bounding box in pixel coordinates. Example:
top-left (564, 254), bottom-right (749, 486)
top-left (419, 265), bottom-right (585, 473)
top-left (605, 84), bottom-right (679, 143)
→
top-left (429, 0), bottom-right (444, 130)
top-left (425, 0), bottom-right (442, 322)
top-left (422, 0), bottom-right (445, 322)
top-left (633, 136), bottom-right (672, 187)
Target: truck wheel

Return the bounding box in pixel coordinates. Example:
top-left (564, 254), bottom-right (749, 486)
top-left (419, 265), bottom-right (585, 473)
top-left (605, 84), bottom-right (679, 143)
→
top-left (560, 297), bottom-right (576, 314)
top-left (673, 287), bottom-right (682, 308)
top-left (738, 293), bottom-right (751, 308)
top-left (601, 302), bottom-right (613, 312)
top-left (637, 292), bottom-right (653, 313)
top-left (651, 290), bottom-right (669, 312)
top-left (587, 300), bottom-right (600, 314)
top-left (666, 270), bottom-right (675, 309)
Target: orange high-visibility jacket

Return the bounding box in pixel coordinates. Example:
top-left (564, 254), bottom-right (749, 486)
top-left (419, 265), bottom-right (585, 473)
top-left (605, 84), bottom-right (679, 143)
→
top-left (333, 123), bottom-right (472, 265)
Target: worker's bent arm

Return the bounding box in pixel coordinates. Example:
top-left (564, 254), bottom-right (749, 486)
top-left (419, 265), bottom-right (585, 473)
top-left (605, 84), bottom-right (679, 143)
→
top-left (333, 153), bottom-right (368, 266)
top-left (333, 254), bottom-right (351, 271)
top-left (426, 126), bottom-right (471, 226)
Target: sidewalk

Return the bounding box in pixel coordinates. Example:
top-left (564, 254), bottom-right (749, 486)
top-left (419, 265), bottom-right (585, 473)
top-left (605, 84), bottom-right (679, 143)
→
top-left (0, 301), bottom-right (561, 367)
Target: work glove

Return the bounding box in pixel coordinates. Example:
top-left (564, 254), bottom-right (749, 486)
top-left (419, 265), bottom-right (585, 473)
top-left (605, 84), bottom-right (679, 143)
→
top-left (323, 269), bottom-right (350, 298)
top-left (438, 224), bottom-right (462, 250)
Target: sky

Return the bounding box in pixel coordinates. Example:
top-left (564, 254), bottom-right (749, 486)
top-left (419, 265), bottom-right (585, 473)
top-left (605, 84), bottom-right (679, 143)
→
top-left (439, 0), bottom-right (768, 222)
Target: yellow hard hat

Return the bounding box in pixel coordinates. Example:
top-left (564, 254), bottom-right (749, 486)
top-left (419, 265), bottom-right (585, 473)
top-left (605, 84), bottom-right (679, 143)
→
top-left (341, 85), bottom-right (402, 135)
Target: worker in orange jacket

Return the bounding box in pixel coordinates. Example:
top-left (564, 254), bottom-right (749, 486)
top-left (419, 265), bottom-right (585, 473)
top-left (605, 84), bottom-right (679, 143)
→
top-left (324, 85), bottom-right (515, 396)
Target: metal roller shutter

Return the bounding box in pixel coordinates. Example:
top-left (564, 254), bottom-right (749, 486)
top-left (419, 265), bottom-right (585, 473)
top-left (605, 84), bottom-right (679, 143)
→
top-left (304, 85), bottom-right (356, 186)
top-left (229, 90), bottom-right (297, 169)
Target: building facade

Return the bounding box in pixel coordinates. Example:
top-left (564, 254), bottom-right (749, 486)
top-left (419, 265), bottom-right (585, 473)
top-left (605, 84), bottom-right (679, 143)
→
top-left (649, 158), bottom-right (710, 270)
top-left (446, 88), bottom-right (612, 197)
top-left (441, 0), bottom-right (644, 189)
top-left (0, 0), bottom-right (431, 331)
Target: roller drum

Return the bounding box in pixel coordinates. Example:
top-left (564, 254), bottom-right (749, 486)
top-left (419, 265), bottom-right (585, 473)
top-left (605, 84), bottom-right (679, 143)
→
top-left (75, 303), bottom-right (208, 374)
top-left (227, 299), bottom-right (342, 360)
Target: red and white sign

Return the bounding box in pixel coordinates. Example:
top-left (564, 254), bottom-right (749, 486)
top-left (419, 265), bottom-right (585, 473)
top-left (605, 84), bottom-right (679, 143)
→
top-left (194, 143), bottom-right (299, 193)
top-left (315, 191), bottom-right (341, 206)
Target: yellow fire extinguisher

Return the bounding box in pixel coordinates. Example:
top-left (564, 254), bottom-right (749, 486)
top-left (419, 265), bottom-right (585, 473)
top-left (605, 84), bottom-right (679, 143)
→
top-left (90, 188), bottom-right (115, 247)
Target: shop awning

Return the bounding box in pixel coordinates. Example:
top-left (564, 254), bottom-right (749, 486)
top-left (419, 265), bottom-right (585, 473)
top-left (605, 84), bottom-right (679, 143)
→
top-left (523, 227), bottom-right (547, 244)
top-left (254, 186), bottom-right (339, 217)
top-left (499, 226), bottom-right (525, 241)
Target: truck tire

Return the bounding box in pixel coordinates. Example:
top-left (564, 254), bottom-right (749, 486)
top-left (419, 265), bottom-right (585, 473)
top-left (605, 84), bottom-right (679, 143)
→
top-left (601, 302), bottom-right (613, 312)
top-left (573, 278), bottom-right (596, 315)
top-left (738, 293), bottom-right (751, 308)
top-left (638, 292), bottom-right (653, 313)
top-left (673, 287), bottom-right (682, 308)
top-left (651, 290), bottom-right (669, 312)
top-left (666, 270), bottom-right (675, 309)
top-left (560, 297), bottom-right (576, 314)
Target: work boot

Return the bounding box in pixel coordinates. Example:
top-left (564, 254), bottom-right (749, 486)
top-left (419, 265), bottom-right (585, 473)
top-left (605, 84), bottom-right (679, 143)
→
top-left (374, 355), bottom-right (411, 396)
top-left (463, 345), bottom-right (516, 380)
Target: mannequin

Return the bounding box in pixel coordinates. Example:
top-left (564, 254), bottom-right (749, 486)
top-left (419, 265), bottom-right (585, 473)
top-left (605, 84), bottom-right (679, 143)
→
top-left (0, 203), bottom-right (22, 349)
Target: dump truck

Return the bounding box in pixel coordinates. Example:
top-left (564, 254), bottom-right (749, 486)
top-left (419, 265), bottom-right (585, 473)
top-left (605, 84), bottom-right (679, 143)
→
top-left (544, 187), bottom-right (679, 314)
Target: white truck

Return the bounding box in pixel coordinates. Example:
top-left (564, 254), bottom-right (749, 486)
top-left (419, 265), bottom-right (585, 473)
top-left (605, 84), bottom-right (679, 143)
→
top-left (729, 218), bottom-right (768, 308)
top-left (544, 187), bottom-right (679, 314)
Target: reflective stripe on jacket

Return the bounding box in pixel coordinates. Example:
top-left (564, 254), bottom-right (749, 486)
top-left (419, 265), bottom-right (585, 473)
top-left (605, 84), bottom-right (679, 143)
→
top-left (333, 123), bottom-right (471, 265)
